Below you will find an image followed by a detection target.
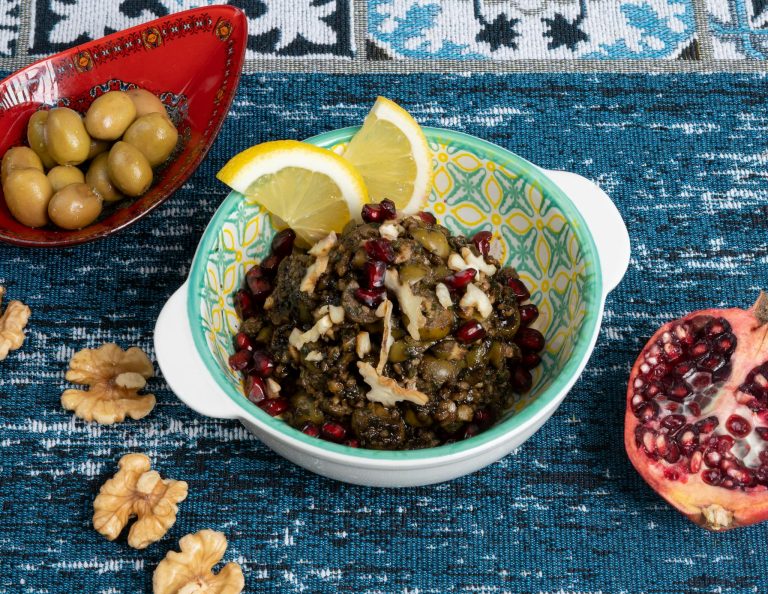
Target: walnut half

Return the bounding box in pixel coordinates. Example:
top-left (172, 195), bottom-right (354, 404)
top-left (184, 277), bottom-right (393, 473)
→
top-left (61, 343), bottom-right (156, 424)
top-left (93, 453), bottom-right (188, 549)
top-left (153, 529), bottom-right (245, 594)
top-left (0, 286), bottom-right (31, 361)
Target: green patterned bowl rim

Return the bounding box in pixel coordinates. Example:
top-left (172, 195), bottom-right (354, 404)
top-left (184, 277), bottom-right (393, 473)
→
top-left (186, 126), bottom-right (603, 461)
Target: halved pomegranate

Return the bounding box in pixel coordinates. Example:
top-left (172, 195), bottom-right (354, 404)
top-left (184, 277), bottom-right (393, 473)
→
top-left (625, 293), bottom-right (768, 531)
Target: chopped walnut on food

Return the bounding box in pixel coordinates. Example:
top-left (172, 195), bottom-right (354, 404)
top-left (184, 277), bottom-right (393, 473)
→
top-left (459, 283), bottom-right (493, 319)
top-left (289, 315), bottom-right (334, 350)
top-left (379, 221), bottom-right (400, 240)
top-left (377, 299), bottom-right (394, 373)
top-left (0, 287), bottom-right (31, 361)
top-left (93, 453), bottom-right (188, 550)
top-left (153, 529), bottom-right (244, 594)
top-left (314, 304), bottom-right (345, 325)
top-left (305, 350), bottom-right (324, 362)
top-left (384, 269), bottom-right (425, 340)
top-left (61, 343), bottom-right (156, 424)
top-left (300, 231), bottom-right (338, 294)
top-left (356, 331), bottom-right (371, 358)
top-left (357, 361), bottom-right (429, 407)
top-left (435, 283), bottom-right (453, 309)
top-left (448, 247), bottom-right (497, 277)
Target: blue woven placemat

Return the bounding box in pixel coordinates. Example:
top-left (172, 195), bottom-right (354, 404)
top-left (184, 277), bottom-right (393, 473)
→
top-left (1, 73), bottom-right (767, 593)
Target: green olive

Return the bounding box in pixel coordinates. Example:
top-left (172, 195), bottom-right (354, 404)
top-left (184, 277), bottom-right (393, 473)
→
top-left (1, 147), bottom-right (43, 184)
top-left (489, 341), bottom-right (504, 369)
top-left (289, 392), bottom-right (324, 426)
top-left (46, 107), bottom-right (90, 165)
top-left (85, 152), bottom-right (122, 202)
top-left (430, 340), bottom-right (461, 360)
top-left (87, 138), bottom-right (110, 160)
top-left (107, 141), bottom-right (153, 196)
top-left (399, 263), bottom-right (430, 284)
top-left (411, 228), bottom-right (450, 259)
top-left (419, 356), bottom-right (459, 386)
top-left (84, 91), bottom-right (136, 140)
top-left (26, 111), bottom-right (57, 169)
top-left (351, 247), bottom-right (367, 269)
top-left (466, 342), bottom-right (489, 369)
top-left (122, 113), bottom-right (178, 167)
top-left (388, 340), bottom-right (409, 363)
top-left (3, 168), bottom-right (53, 227)
top-left (47, 165), bottom-right (85, 192)
top-left (126, 88), bottom-right (168, 118)
top-left (47, 183), bottom-right (103, 230)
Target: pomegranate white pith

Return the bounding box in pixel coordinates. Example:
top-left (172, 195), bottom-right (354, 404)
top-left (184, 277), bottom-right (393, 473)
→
top-left (625, 293), bottom-right (768, 531)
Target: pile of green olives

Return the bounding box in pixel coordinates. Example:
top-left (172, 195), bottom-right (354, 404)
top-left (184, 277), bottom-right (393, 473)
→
top-left (2, 88), bottom-right (179, 230)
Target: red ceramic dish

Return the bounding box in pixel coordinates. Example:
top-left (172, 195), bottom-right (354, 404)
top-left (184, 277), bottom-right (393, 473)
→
top-left (0, 6), bottom-right (247, 247)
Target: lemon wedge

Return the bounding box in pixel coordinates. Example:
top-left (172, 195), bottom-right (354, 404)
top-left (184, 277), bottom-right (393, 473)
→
top-left (342, 96), bottom-right (432, 214)
top-left (216, 140), bottom-right (368, 246)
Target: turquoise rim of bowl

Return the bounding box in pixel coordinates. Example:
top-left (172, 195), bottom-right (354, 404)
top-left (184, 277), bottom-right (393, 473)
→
top-left (187, 126), bottom-right (603, 461)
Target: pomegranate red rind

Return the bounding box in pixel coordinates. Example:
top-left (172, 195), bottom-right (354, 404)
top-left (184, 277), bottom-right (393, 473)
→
top-left (625, 293), bottom-right (768, 531)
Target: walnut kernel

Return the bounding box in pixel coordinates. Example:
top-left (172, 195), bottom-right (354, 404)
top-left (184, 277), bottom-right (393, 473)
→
top-left (153, 529), bottom-right (245, 594)
top-left (0, 286), bottom-right (31, 361)
top-left (61, 343), bottom-right (156, 424)
top-left (93, 453), bottom-right (188, 549)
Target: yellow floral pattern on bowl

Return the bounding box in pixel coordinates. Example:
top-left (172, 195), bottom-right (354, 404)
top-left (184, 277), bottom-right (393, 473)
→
top-left (197, 127), bottom-right (590, 420)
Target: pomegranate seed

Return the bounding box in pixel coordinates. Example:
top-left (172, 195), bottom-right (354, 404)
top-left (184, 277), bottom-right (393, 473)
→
top-left (354, 287), bottom-right (386, 308)
top-left (473, 409), bottom-right (495, 429)
top-left (260, 397), bottom-right (289, 416)
top-left (665, 380), bottom-right (690, 401)
top-left (365, 238), bottom-right (395, 263)
top-left (704, 449), bottom-right (721, 468)
top-left (506, 278), bottom-right (530, 303)
top-left (251, 351), bottom-right (275, 378)
top-left (515, 328), bottom-right (545, 352)
top-left (455, 320), bottom-right (486, 344)
top-left (690, 341), bottom-right (709, 358)
top-left (756, 467), bottom-right (768, 485)
top-left (663, 467), bottom-right (680, 481)
top-left (694, 416), bottom-right (719, 434)
top-left (705, 317), bottom-right (731, 338)
top-left (662, 341), bottom-right (683, 363)
top-left (663, 442), bottom-right (680, 463)
top-left (521, 352), bottom-right (541, 369)
top-left (302, 423), bottom-right (320, 437)
top-left (673, 361), bottom-right (695, 377)
top-left (270, 228), bottom-right (296, 258)
top-left (715, 435), bottom-right (734, 453)
top-left (472, 230), bottom-right (493, 256)
top-left (228, 349), bottom-right (251, 371)
top-left (344, 438), bottom-right (361, 448)
top-left (463, 423), bottom-right (480, 439)
top-left (635, 401), bottom-right (659, 422)
top-left (379, 199), bottom-right (397, 220)
top-left (756, 427), bottom-right (768, 440)
top-left (687, 401), bottom-right (701, 417)
top-left (702, 468), bottom-right (722, 485)
top-left (361, 203), bottom-right (384, 223)
top-left (511, 365), bottom-right (533, 392)
top-left (246, 266), bottom-right (272, 301)
top-left (726, 414), bottom-right (751, 438)
top-left (417, 211), bottom-right (436, 225)
top-left (689, 450), bottom-right (703, 473)
top-left (234, 289), bottom-right (253, 319)
top-left (661, 414), bottom-right (686, 431)
top-left (364, 260), bottom-right (386, 289)
top-left (259, 254), bottom-right (282, 276)
top-left (245, 375), bottom-right (267, 404)
top-left (677, 425), bottom-right (699, 454)
top-left (443, 268), bottom-right (477, 290)
top-left (234, 332), bottom-right (253, 351)
top-left (519, 304), bottom-right (539, 326)
top-left (713, 333), bottom-right (736, 355)
top-left (321, 422), bottom-right (347, 442)
top-left (698, 354), bottom-right (724, 373)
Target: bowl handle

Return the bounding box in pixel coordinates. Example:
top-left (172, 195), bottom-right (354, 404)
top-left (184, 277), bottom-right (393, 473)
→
top-left (154, 283), bottom-right (241, 420)
top-left (543, 169), bottom-right (630, 296)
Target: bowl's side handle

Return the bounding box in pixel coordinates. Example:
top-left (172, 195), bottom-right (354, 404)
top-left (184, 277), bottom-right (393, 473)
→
top-left (154, 283), bottom-right (241, 420)
top-left (543, 169), bottom-right (630, 296)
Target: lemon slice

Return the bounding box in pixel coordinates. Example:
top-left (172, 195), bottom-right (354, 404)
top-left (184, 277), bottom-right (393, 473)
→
top-left (217, 140), bottom-right (368, 246)
top-left (342, 96), bottom-right (432, 214)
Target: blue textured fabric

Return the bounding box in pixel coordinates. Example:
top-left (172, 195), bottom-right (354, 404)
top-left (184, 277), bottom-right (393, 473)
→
top-left (2, 73), bottom-right (768, 593)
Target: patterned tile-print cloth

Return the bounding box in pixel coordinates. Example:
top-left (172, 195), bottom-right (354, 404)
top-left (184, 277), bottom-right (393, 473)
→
top-left (2, 1), bottom-right (768, 593)
top-left (2, 72), bottom-right (768, 593)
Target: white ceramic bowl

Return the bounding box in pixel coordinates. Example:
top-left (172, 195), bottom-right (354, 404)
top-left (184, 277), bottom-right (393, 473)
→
top-left (155, 127), bottom-right (630, 487)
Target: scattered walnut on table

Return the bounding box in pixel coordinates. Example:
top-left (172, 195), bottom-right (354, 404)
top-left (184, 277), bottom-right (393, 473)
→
top-left (0, 286), bottom-right (31, 361)
top-left (153, 529), bottom-right (245, 594)
top-left (61, 343), bottom-right (156, 424)
top-left (93, 453), bottom-right (188, 550)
